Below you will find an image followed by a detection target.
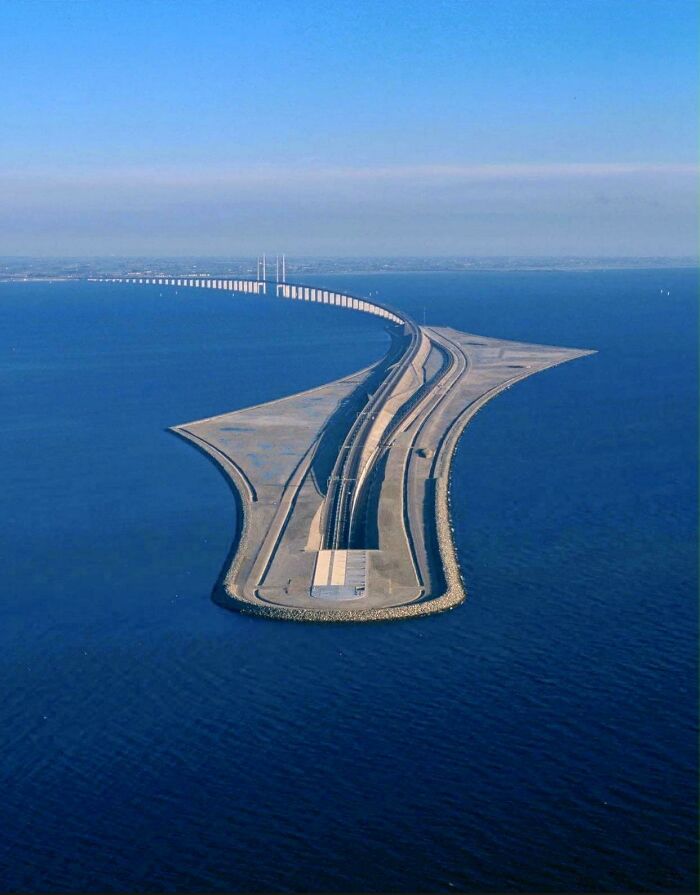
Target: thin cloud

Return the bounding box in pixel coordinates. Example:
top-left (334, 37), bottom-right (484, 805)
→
top-left (0, 161), bottom-right (695, 256)
top-left (3, 162), bottom-right (697, 188)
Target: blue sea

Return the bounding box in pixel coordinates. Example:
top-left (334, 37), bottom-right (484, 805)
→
top-left (1, 270), bottom-right (697, 892)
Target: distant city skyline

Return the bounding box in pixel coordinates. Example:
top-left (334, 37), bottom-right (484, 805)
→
top-left (1, 0), bottom-right (697, 256)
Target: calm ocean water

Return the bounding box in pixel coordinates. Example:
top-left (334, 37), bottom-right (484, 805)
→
top-left (1, 270), bottom-right (697, 893)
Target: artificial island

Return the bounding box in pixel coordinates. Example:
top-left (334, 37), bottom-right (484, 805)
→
top-left (93, 269), bottom-right (595, 622)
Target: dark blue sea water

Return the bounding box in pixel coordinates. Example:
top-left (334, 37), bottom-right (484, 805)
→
top-left (1, 270), bottom-right (697, 893)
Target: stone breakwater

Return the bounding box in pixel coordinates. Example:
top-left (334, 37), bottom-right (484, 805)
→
top-left (171, 314), bottom-right (594, 623)
top-left (201, 351), bottom-right (590, 623)
top-left (96, 277), bottom-right (593, 621)
top-left (210, 408), bottom-right (469, 624)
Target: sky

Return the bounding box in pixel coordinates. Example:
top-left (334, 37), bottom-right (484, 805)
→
top-left (0, 0), bottom-right (697, 257)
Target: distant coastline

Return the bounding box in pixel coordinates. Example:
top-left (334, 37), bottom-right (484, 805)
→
top-left (0, 255), bottom-right (697, 283)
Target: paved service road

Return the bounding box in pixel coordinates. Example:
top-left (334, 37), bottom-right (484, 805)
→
top-left (173, 318), bottom-right (595, 622)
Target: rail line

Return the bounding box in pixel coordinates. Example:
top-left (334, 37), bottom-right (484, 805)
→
top-left (322, 315), bottom-right (422, 550)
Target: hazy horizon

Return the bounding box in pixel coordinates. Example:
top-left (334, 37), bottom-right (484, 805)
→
top-left (1, 0), bottom-right (697, 255)
top-left (2, 254), bottom-right (697, 262)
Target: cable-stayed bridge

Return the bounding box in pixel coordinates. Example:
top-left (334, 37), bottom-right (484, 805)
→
top-left (90, 274), bottom-right (404, 325)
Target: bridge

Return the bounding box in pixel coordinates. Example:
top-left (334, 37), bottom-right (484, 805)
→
top-left (93, 272), bottom-right (595, 622)
top-left (91, 275), bottom-right (404, 324)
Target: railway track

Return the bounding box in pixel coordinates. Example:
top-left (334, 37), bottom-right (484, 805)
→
top-left (322, 314), bottom-right (422, 550)
top-left (346, 331), bottom-right (459, 550)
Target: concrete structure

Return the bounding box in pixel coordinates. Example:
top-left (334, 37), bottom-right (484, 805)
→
top-left (93, 273), bottom-right (594, 622)
top-left (90, 275), bottom-right (404, 324)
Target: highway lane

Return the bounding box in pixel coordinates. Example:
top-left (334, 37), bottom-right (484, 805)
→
top-left (347, 333), bottom-right (455, 550)
top-left (322, 314), bottom-right (422, 550)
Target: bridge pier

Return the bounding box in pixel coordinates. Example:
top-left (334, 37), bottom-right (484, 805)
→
top-left (94, 274), bottom-right (404, 327)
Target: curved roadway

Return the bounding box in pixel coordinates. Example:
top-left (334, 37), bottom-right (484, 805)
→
top-left (322, 313), bottom-right (421, 550)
